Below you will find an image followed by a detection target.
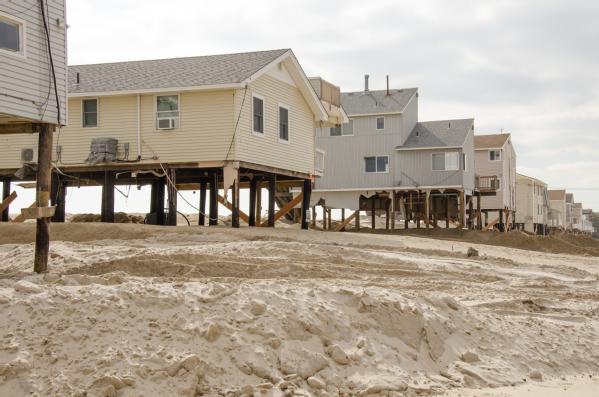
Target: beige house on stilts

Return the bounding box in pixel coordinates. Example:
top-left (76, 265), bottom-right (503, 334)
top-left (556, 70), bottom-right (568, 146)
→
top-left (0, 49), bottom-right (344, 229)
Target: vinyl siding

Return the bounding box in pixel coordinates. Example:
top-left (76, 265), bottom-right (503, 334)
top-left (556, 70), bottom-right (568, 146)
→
top-left (0, 90), bottom-right (236, 169)
top-left (515, 175), bottom-right (548, 231)
top-left (315, 113), bottom-right (405, 189)
top-left (0, 0), bottom-right (67, 125)
top-left (233, 73), bottom-right (315, 174)
top-left (476, 140), bottom-right (516, 210)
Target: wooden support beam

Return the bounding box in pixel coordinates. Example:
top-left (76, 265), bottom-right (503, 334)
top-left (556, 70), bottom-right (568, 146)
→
top-left (371, 198), bottom-right (376, 230)
top-left (198, 180), bottom-right (207, 226)
top-left (425, 190), bottom-right (430, 229)
top-left (267, 175), bottom-right (276, 227)
top-left (334, 210), bottom-right (358, 232)
top-left (1, 179), bottom-right (11, 222)
top-left (477, 192), bottom-right (482, 230)
top-left (50, 173), bottom-right (66, 223)
top-left (390, 193), bottom-right (395, 230)
top-left (468, 195), bottom-right (474, 230)
top-left (231, 179), bottom-right (240, 228)
top-left (101, 170), bottom-right (115, 223)
top-left (355, 210), bottom-right (360, 231)
top-left (218, 195), bottom-right (249, 224)
top-left (499, 209), bottom-right (504, 232)
top-left (209, 171), bottom-right (219, 226)
top-left (248, 178), bottom-right (257, 227)
top-left (311, 206), bottom-right (316, 229)
top-left (485, 217), bottom-right (500, 231)
top-left (459, 190), bottom-right (466, 229)
top-left (261, 192), bottom-right (303, 227)
top-left (256, 184), bottom-right (262, 225)
top-left (149, 179), bottom-right (166, 225)
top-left (0, 123), bottom-right (38, 134)
top-left (327, 207), bottom-right (332, 230)
top-left (166, 168), bottom-right (178, 226)
top-left (385, 200), bottom-right (390, 230)
top-left (34, 123), bottom-right (53, 273)
top-left (301, 179), bottom-right (311, 230)
top-left (0, 191), bottom-right (17, 215)
top-left (12, 202), bottom-right (36, 223)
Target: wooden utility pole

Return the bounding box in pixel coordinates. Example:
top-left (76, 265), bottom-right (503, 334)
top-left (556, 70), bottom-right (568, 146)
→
top-left (33, 124), bottom-right (53, 273)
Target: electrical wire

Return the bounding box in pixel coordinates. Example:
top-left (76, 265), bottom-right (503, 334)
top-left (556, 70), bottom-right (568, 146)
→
top-left (39, 0), bottom-right (61, 125)
top-left (224, 85), bottom-right (248, 161)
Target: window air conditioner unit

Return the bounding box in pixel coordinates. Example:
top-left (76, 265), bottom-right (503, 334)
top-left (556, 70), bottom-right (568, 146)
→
top-left (157, 117), bottom-right (178, 130)
top-left (21, 148), bottom-right (35, 163)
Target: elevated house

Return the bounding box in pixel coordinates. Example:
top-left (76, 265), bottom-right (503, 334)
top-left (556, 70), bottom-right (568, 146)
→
top-left (474, 133), bottom-right (517, 231)
top-left (312, 75), bottom-right (485, 230)
top-left (0, 49), bottom-right (343, 229)
top-left (0, 0), bottom-right (67, 272)
top-left (515, 173), bottom-right (549, 234)
top-left (581, 209), bottom-right (594, 234)
top-left (548, 189), bottom-right (566, 231)
top-left (571, 203), bottom-right (584, 232)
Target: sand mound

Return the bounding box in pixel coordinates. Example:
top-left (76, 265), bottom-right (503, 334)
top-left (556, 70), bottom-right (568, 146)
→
top-left (1, 224), bottom-right (599, 396)
top-left (70, 212), bottom-right (145, 224)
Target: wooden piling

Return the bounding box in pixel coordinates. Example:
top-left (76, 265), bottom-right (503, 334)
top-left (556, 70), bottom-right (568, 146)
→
top-left (459, 190), bottom-right (466, 229)
top-left (1, 178), bottom-right (11, 222)
top-left (267, 174), bottom-right (276, 227)
top-left (101, 170), bottom-right (115, 223)
top-left (50, 173), bottom-right (66, 223)
top-left (209, 171), bottom-right (218, 226)
top-left (248, 178), bottom-right (257, 227)
top-left (371, 197), bottom-right (376, 230)
top-left (166, 168), bottom-right (177, 226)
top-left (301, 179), bottom-right (311, 230)
top-left (231, 179), bottom-right (240, 228)
top-left (425, 190), bottom-right (430, 229)
top-left (33, 124), bottom-right (53, 273)
top-left (198, 180), bottom-right (207, 225)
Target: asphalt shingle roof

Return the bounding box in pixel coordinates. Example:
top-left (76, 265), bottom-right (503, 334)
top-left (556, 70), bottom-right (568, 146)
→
top-left (341, 88), bottom-right (418, 115)
top-left (399, 119), bottom-right (474, 149)
top-left (69, 49), bottom-right (290, 94)
top-left (474, 133), bottom-right (510, 149)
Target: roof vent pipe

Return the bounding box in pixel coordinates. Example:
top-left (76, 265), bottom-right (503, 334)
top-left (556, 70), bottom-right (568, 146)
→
top-left (386, 75), bottom-right (390, 95)
top-left (364, 74), bottom-right (369, 92)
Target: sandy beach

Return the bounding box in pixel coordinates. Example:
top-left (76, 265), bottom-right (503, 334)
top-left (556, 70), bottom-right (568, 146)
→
top-left (0, 223), bottom-right (598, 396)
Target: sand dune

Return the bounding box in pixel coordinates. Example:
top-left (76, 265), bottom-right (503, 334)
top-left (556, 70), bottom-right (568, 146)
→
top-left (0, 223), bottom-right (598, 396)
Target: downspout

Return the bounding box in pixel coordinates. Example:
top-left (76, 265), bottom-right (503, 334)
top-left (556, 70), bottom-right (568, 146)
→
top-left (136, 94), bottom-right (142, 159)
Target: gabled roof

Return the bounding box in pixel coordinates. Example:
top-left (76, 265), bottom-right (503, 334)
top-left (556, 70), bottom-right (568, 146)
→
top-left (549, 189), bottom-right (566, 201)
top-left (397, 119), bottom-right (474, 150)
top-left (341, 88), bottom-right (418, 115)
top-left (68, 49), bottom-right (329, 121)
top-left (474, 133), bottom-right (511, 149)
top-left (69, 49), bottom-right (289, 95)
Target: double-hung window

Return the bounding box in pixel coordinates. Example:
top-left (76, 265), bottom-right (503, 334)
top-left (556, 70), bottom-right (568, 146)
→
top-left (82, 99), bottom-right (98, 128)
top-left (376, 117), bottom-right (385, 130)
top-left (253, 95), bottom-right (264, 134)
top-left (278, 105), bottom-right (289, 142)
top-left (489, 150), bottom-right (501, 161)
top-left (365, 156), bottom-right (389, 173)
top-left (0, 14), bottom-right (24, 56)
top-left (156, 95), bottom-right (180, 129)
top-left (432, 152), bottom-right (460, 171)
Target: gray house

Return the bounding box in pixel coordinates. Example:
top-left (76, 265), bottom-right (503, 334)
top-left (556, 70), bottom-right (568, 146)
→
top-left (312, 76), bottom-right (479, 230)
top-left (0, 0), bottom-right (67, 272)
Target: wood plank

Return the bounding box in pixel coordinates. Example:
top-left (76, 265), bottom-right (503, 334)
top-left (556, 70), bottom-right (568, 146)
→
top-left (334, 210), bottom-right (358, 232)
top-left (218, 195), bottom-right (249, 224)
top-left (261, 192), bottom-right (303, 227)
top-left (0, 123), bottom-right (37, 134)
top-left (485, 217), bottom-right (500, 231)
top-left (12, 202), bottom-right (37, 223)
top-left (0, 191), bottom-right (17, 213)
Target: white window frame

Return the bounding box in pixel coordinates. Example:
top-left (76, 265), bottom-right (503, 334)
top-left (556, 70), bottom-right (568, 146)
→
top-left (364, 155), bottom-right (390, 174)
top-left (278, 103), bottom-right (290, 144)
top-left (252, 93), bottom-right (265, 136)
top-left (0, 12), bottom-right (26, 58)
top-left (489, 149), bottom-right (501, 161)
top-left (155, 93), bottom-right (181, 131)
top-left (432, 152), bottom-right (460, 171)
top-left (376, 116), bottom-right (385, 130)
top-left (81, 98), bottom-right (99, 128)
top-left (315, 148), bottom-right (326, 174)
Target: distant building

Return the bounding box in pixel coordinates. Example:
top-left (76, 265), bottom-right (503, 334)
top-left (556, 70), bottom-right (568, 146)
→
top-left (548, 189), bottom-right (567, 230)
top-left (515, 173), bottom-right (549, 234)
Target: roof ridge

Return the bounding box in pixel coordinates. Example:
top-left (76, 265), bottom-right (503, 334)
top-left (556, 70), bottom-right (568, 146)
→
top-left (70, 48), bottom-right (290, 68)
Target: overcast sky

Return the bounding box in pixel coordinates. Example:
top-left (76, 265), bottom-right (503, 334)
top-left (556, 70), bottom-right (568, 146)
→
top-left (13, 0), bottom-right (599, 213)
